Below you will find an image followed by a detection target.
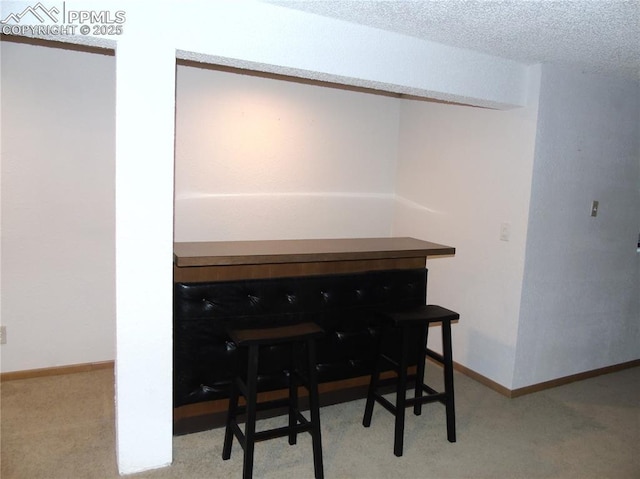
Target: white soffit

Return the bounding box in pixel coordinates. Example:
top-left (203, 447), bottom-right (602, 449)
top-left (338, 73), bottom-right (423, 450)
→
top-left (265, 0), bottom-right (640, 79)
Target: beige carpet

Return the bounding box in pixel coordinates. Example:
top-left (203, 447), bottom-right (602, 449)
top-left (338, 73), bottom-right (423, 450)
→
top-left (1, 365), bottom-right (638, 478)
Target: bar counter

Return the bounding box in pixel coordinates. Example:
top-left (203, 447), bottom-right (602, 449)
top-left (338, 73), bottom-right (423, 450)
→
top-left (173, 237), bottom-right (455, 282)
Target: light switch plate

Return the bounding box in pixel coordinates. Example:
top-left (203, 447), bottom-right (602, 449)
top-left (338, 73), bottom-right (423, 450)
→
top-left (500, 222), bottom-right (511, 241)
top-left (591, 201), bottom-right (599, 217)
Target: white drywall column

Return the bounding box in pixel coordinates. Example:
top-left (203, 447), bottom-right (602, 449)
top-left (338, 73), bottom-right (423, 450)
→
top-left (114, 37), bottom-right (175, 473)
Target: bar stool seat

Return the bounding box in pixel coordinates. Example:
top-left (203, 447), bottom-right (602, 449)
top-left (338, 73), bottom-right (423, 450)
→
top-left (363, 305), bottom-right (459, 457)
top-left (223, 322), bottom-right (325, 479)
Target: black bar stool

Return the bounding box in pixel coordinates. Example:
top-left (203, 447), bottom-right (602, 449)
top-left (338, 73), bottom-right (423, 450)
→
top-left (222, 322), bottom-right (325, 479)
top-left (363, 305), bottom-right (459, 457)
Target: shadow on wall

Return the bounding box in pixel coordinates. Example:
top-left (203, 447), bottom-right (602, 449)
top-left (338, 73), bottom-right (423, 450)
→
top-left (465, 329), bottom-right (517, 391)
top-left (395, 195), bottom-right (448, 215)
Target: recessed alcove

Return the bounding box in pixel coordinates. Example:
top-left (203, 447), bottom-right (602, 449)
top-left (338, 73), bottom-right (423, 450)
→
top-left (175, 60), bottom-right (408, 243)
top-left (173, 60), bottom-right (481, 243)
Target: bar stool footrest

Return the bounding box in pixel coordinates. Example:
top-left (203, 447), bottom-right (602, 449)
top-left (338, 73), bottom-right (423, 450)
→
top-left (372, 393), bottom-right (398, 416)
top-left (254, 421), bottom-right (314, 443)
top-left (406, 391), bottom-right (447, 407)
top-left (426, 348), bottom-right (445, 364)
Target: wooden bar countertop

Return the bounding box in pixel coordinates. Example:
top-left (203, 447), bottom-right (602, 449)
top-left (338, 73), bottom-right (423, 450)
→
top-left (174, 237), bottom-right (455, 267)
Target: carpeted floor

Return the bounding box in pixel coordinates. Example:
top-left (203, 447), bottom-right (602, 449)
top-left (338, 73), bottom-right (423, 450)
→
top-left (1, 365), bottom-right (638, 478)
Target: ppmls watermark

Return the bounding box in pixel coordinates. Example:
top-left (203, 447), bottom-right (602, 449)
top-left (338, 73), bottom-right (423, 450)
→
top-left (1, 2), bottom-right (126, 36)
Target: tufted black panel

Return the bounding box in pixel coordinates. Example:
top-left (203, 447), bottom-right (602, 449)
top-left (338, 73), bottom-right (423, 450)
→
top-left (174, 268), bottom-right (427, 408)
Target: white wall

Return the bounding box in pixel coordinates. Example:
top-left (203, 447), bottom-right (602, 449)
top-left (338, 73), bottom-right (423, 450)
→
top-left (175, 65), bottom-right (399, 241)
top-left (392, 66), bottom-right (542, 388)
top-left (1, 40), bottom-right (115, 372)
top-left (513, 66), bottom-right (640, 388)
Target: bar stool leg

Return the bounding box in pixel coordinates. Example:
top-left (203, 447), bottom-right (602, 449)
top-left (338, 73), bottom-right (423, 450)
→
top-left (363, 325), bottom-right (385, 428)
top-left (442, 319), bottom-right (456, 443)
top-left (394, 326), bottom-right (410, 457)
top-left (222, 375), bottom-right (239, 460)
top-left (414, 324), bottom-right (428, 416)
top-left (305, 338), bottom-right (324, 479)
top-left (288, 342), bottom-right (298, 445)
top-left (242, 344), bottom-right (260, 479)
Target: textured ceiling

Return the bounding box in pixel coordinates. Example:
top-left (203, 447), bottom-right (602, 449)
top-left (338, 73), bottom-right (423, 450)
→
top-left (265, 0), bottom-right (640, 79)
